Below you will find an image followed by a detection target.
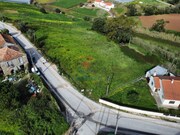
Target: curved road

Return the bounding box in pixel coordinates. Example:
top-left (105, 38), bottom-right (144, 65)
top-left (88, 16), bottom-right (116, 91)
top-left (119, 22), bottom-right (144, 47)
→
top-left (1, 22), bottom-right (180, 135)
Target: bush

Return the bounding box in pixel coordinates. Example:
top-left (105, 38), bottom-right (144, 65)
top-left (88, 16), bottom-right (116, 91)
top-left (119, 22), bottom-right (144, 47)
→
top-left (83, 16), bottom-right (91, 21)
top-left (127, 90), bottom-right (139, 103)
top-left (126, 4), bottom-right (138, 16)
top-left (40, 8), bottom-right (47, 14)
top-left (92, 18), bottom-right (106, 33)
top-left (0, 29), bottom-right (9, 34)
top-left (150, 19), bottom-right (168, 32)
top-left (55, 8), bottom-right (61, 13)
top-left (79, 3), bottom-right (84, 7)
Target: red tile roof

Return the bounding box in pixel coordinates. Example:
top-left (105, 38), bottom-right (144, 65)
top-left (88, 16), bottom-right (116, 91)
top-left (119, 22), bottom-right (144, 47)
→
top-left (2, 34), bottom-right (16, 45)
top-left (104, 2), bottom-right (113, 6)
top-left (160, 76), bottom-right (180, 100)
top-left (0, 47), bottom-right (23, 62)
top-left (0, 34), bottom-right (6, 47)
top-left (0, 34), bottom-right (16, 47)
top-left (95, 0), bottom-right (102, 2)
top-left (154, 77), bottom-right (160, 89)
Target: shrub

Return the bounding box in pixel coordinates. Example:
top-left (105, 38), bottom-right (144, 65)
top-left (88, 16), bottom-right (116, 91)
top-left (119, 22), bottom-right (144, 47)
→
top-left (0, 29), bottom-right (9, 34)
top-left (40, 8), bottom-right (47, 14)
top-left (150, 19), bottom-right (169, 32)
top-left (83, 16), bottom-right (91, 21)
top-left (127, 90), bottom-right (139, 103)
top-left (55, 8), bottom-right (61, 13)
top-left (92, 18), bottom-right (106, 33)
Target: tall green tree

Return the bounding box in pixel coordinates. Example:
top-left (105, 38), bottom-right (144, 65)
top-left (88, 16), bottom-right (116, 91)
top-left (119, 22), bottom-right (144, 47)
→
top-left (104, 16), bottom-right (134, 44)
top-left (92, 18), bottom-right (106, 33)
top-left (126, 4), bottom-right (138, 16)
top-left (150, 19), bottom-right (168, 32)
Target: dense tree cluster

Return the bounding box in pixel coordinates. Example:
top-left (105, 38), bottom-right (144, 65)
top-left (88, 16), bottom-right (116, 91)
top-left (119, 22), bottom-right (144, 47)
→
top-left (144, 5), bottom-right (180, 15)
top-left (165, 0), bottom-right (179, 5)
top-left (126, 4), bottom-right (180, 16)
top-left (92, 16), bottom-right (135, 44)
top-left (0, 79), bottom-right (68, 134)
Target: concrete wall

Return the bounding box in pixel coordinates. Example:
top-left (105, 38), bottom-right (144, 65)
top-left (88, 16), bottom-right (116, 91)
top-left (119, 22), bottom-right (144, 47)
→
top-left (163, 100), bottom-right (180, 109)
top-left (99, 99), bottom-right (180, 122)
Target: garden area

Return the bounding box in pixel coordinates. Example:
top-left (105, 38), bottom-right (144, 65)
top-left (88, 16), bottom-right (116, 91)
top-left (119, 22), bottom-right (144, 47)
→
top-left (106, 80), bottom-right (157, 111)
top-left (0, 74), bottom-right (69, 135)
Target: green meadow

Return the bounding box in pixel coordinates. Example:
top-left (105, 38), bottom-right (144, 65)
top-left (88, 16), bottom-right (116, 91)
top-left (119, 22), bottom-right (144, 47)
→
top-left (0, 1), bottom-right (157, 111)
top-left (53, 0), bottom-right (87, 8)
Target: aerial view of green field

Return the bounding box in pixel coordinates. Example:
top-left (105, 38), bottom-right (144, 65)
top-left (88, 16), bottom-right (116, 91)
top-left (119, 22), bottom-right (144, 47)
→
top-left (0, 0), bottom-right (180, 134)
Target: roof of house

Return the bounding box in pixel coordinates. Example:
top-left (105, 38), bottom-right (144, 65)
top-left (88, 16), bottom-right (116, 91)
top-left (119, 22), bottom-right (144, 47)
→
top-left (104, 2), bottom-right (113, 6)
top-left (155, 76), bottom-right (180, 100)
top-left (147, 65), bottom-right (168, 76)
top-left (0, 34), bottom-right (6, 47)
top-left (0, 47), bottom-right (23, 62)
top-left (95, 0), bottom-right (102, 2)
top-left (154, 77), bottom-right (160, 89)
top-left (2, 34), bottom-right (16, 45)
top-left (0, 34), bottom-right (16, 47)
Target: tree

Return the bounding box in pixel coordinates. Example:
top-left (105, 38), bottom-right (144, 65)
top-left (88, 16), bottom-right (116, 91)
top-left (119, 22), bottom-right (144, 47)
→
top-left (104, 16), bottom-right (134, 44)
top-left (0, 29), bottom-right (9, 34)
top-left (167, 0), bottom-right (179, 5)
top-left (92, 18), bottom-right (106, 33)
top-left (17, 22), bottom-right (29, 33)
top-left (126, 4), bottom-right (138, 16)
top-left (150, 19), bottom-right (169, 32)
top-left (144, 5), bottom-right (158, 15)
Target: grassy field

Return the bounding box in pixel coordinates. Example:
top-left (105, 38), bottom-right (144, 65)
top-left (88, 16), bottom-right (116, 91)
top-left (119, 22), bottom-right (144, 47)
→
top-left (0, 2), bottom-right (157, 110)
top-left (53, 0), bottom-right (87, 8)
top-left (107, 80), bottom-right (157, 110)
top-left (132, 0), bottom-right (162, 4)
top-left (36, 0), bottom-right (55, 3)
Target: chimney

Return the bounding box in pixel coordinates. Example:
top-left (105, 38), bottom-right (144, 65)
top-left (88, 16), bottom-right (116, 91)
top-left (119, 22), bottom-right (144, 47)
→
top-left (153, 71), bottom-right (157, 76)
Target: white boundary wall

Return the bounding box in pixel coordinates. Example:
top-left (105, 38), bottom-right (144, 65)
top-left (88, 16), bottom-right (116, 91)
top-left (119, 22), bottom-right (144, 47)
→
top-left (99, 99), bottom-right (180, 122)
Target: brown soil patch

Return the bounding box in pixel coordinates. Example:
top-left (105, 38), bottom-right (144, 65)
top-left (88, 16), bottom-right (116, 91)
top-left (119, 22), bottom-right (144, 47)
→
top-left (82, 61), bottom-right (90, 69)
top-left (87, 56), bottom-right (93, 61)
top-left (139, 14), bottom-right (180, 32)
top-left (4, 10), bottom-right (18, 14)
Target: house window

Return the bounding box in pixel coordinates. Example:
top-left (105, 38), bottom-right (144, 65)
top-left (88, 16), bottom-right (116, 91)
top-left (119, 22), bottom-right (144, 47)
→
top-left (169, 101), bottom-right (175, 104)
top-left (18, 57), bottom-right (23, 64)
top-left (7, 61), bottom-right (10, 67)
top-left (151, 82), bottom-right (153, 86)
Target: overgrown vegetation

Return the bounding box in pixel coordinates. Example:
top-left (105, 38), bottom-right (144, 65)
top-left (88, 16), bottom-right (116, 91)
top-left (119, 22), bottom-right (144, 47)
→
top-left (106, 80), bottom-right (157, 111)
top-left (92, 16), bottom-right (135, 44)
top-left (0, 75), bottom-right (69, 134)
top-left (150, 19), bottom-right (169, 32)
top-left (126, 3), bottom-right (180, 16)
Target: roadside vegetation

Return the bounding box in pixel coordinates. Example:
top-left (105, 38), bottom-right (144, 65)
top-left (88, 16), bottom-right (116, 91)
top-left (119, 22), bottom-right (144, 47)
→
top-left (0, 74), bottom-right (69, 135)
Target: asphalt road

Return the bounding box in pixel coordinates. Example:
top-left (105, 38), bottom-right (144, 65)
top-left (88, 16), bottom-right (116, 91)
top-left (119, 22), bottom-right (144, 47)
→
top-left (1, 22), bottom-right (180, 135)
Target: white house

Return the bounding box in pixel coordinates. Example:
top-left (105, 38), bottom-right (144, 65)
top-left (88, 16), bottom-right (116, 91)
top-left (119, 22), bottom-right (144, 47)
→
top-left (146, 66), bottom-right (180, 109)
top-left (0, 34), bottom-right (28, 75)
top-left (94, 0), bottom-right (114, 11)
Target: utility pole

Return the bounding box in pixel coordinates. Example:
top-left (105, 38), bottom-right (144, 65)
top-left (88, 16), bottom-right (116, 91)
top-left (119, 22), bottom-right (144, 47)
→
top-left (114, 111), bottom-right (120, 135)
top-left (106, 72), bottom-right (114, 96)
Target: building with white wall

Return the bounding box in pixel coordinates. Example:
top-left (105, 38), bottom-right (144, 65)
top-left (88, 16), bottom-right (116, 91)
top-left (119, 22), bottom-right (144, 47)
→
top-left (146, 66), bottom-right (180, 109)
top-left (94, 0), bottom-right (114, 11)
